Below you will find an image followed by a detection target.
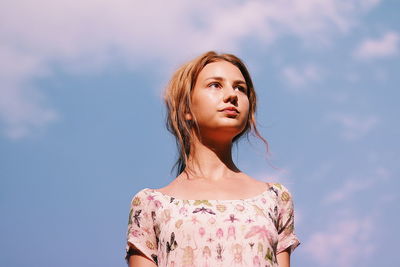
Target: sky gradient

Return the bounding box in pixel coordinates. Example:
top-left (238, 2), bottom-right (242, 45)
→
top-left (1, 1), bottom-right (399, 266)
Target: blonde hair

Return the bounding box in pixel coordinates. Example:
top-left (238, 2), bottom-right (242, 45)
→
top-left (164, 51), bottom-right (269, 175)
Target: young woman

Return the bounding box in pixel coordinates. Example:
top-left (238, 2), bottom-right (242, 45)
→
top-left (125, 51), bottom-right (300, 267)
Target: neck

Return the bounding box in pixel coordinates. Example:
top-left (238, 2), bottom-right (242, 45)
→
top-left (183, 133), bottom-right (240, 182)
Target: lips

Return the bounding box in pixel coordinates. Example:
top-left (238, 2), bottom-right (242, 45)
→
top-left (219, 107), bottom-right (239, 117)
top-left (220, 107), bottom-right (239, 113)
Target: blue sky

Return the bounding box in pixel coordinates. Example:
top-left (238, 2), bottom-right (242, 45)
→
top-left (1, 0), bottom-right (399, 266)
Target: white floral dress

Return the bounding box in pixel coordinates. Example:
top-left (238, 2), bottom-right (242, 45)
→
top-left (125, 182), bottom-right (300, 267)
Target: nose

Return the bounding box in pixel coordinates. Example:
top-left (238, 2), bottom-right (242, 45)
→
top-left (223, 86), bottom-right (238, 105)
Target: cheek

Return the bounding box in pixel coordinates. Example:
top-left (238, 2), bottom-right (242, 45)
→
top-left (194, 94), bottom-right (217, 107)
top-left (241, 98), bottom-right (250, 116)
top-left (191, 92), bottom-right (220, 114)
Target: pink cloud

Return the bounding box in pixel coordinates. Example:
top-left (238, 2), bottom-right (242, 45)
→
top-left (323, 166), bottom-right (391, 204)
top-left (0, 0), bottom-right (381, 139)
top-left (325, 112), bottom-right (379, 141)
top-left (304, 216), bottom-right (376, 267)
top-left (281, 64), bottom-right (322, 89)
top-left (324, 178), bottom-right (375, 204)
top-left (354, 31), bottom-right (399, 59)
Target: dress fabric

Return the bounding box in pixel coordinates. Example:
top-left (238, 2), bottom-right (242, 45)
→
top-left (125, 182), bottom-right (300, 267)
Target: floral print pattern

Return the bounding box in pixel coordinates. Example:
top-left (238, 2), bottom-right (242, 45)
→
top-left (125, 182), bottom-right (300, 266)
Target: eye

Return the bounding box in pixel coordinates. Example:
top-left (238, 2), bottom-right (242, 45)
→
top-left (235, 85), bottom-right (247, 93)
top-left (208, 82), bottom-right (222, 89)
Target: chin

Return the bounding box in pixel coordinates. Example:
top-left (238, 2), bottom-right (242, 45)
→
top-left (218, 124), bottom-right (246, 134)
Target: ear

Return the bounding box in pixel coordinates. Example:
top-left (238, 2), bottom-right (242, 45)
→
top-left (185, 113), bottom-right (193, 121)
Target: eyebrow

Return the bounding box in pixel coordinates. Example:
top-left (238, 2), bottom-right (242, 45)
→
top-left (205, 76), bottom-right (247, 85)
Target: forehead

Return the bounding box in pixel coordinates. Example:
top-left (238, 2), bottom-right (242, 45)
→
top-left (197, 61), bottom-right (245, 81)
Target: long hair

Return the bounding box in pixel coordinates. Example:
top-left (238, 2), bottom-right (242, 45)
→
top-left (164, 51), bottom-right (269, 176)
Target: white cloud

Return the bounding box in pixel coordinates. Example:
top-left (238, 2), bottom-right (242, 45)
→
top-left (0, 45), bottom-right (58, 139)
top-left (0, 0), bottom-right (381, 139)
top-left (354, 31), bottom-right (400, 59)
top-left (281, 64), bottom-right (322, 89)
top-left (326, 112), bottom-right (379, 141)
top-left (304, 215), bottom-right (376, 267)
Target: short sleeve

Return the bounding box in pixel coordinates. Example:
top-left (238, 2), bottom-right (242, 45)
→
top-left (276, 183), bottom-right (301, 254)
top-left (125, 189), bottom-right (158, 265)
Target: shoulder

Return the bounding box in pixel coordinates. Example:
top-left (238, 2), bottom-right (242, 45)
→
top-left (129, 188), bottom-right (160, 208)
top-left (150, 176), bottom-right (183, 196)
top-left (244, 175), bottom-right (270, 187)
top-left (130, 187), bottom-right (149, 199)
top-left (269, 182), bottom-right (292, 193)
top-left (267, 182), bottom-right (294, 201)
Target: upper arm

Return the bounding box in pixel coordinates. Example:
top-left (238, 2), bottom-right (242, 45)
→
top-left (125, 190), bottom-right (159, 266)
top-left (128, 244), bottom-right (158, 267)
top-left (277, 248), bottom-right (291, 267)
top-left (276, 183), bottom-right (301, 255)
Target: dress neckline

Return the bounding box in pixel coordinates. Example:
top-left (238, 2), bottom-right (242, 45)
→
top-left (145, 182), bottom-right (272, 202)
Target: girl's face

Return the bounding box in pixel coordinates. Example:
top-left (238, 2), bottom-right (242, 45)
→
top-left (188, 60), bottom-right (250, 140)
